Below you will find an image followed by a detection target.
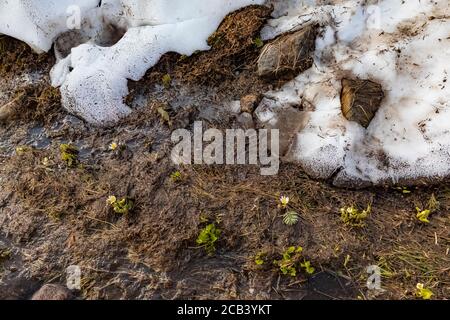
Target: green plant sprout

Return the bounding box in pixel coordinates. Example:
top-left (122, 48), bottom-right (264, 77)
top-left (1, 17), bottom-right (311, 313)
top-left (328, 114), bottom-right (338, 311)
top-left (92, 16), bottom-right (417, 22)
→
top-left (273, 246), bottom-right (314, 277)
top-left (196, 223), bottom-right (221, 255)
top-left (283, 211), bottom-right (299, 226)
top-left (340, 204), bottom-right (371, 227)
top-left (107, 196), bottom-right (134, 215)
top-left (254, 252), bottom-right (266, 266)
top-left (300, 260), bottom-right (315, 274)
top-left (59, 143), bottom-right (79, 167)
top-left (254, 37), bottom-right (264, 48)
top-left (162, 74), bottom-right (172, 89)
top-left (395, 186), bottom-right (411, 194)
top-left (170, 171), bottom-right (182, 183)
top-left (416, 283), bottom-right (433, 300)
top-left (416, 193), bottom-right (440, 224)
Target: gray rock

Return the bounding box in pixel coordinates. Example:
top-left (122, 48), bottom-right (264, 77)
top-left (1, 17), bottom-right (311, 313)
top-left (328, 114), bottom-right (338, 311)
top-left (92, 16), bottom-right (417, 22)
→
top-left (237, 112), bottom-right (255, 129)
top-left (31, 284), bottom-right (73, 300)
top-left (254, 98), bottom-right (309, 157)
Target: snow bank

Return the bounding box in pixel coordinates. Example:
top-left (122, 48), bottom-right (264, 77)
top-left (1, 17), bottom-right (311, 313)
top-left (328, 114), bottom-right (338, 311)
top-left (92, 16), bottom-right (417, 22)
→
top-left (261, 0), bottom-right (450, 185)
top-left (1, 0), bottom-right (264, 123)
top-left (0, 0), bottom-right (100, 52)
top-left (52, 0), bottom-right (265, 124)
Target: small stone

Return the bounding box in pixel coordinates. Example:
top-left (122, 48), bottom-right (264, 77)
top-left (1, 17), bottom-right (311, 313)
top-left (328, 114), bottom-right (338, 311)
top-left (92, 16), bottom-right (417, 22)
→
top-left (237, 112), bottom-right (255, 129)
top-left (257, 25), bottom-right (317, 80)
top-left (254, 98), bottom-right (310, 157)
top-left (0, 101), bottom-right (18, 122)
top-left (240, 94), bottom-right (260, 114)
top-left (31, 284), bottom-right (73, 300)
top-left (341, 79), bottom-right (384, 128)
top-left (227, 100), bottom-right (241, 114)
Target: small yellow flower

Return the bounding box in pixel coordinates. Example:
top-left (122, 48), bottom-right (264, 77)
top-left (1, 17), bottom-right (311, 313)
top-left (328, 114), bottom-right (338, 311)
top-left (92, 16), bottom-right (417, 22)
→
top-left (109, 142), bottom-right (118, 151)
top-left (416, 283), bottom-right (433, 300)
top-left (279, 196), bottom-right (290, 208)
top-left (107, 195), bottom-right (117, 205)
top-left (42, 157), bottom-right (50, 166)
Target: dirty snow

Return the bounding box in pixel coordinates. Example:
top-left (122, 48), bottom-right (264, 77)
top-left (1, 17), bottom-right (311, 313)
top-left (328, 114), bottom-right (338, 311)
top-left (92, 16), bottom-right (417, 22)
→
top-left (259, 0), bottom-right (450, 185)
top-left (1, 0), bottom-right (265, 124)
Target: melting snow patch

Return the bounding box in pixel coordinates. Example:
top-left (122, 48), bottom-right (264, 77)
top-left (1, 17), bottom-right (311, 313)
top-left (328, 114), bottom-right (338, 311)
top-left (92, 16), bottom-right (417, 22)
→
top-left (1, 0), bottom-right (450, 185)
top-left (1, 0), bottom-right (265, 124)
top-left (261, 0), bottom-right (450, 185)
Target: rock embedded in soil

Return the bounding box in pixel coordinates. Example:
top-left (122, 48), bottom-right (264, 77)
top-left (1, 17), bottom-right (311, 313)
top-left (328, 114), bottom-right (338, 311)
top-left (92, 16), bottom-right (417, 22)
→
top-left (31, 284), bottom-right (73, 300)
top-left (237, 112), bottom-right (255, 129)
top-left (240, 94), bottom-right (261, 113)
top-left (0, 100), bottom-right (19, 123)
top-left (254, 97), bottom-right (309, 157)
top-left (341, 79), bottom-right (384, 128)
top-left (257, 25), bottom-right (317, 80)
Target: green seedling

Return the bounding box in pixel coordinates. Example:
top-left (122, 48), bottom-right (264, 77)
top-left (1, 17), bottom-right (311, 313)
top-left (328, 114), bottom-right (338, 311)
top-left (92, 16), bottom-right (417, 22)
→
top-left (340, 204), bottom-right (371, 227)
top-left (162, 74), bottom-right (172, 89)
top-left (196, 223), bottom-right (221, 255)
top-left (254, 37), bottom-right (264, 48)
top-left (170, 171), bottom-right (182, 183)
top-left (273, 246), bottom-right (314, 277)
top-left (60, 143), bottom-right (79, 167)
top-left (283, 211), bottom-right (299, 226)
top-left (107, 196), bottom-right (134, 215)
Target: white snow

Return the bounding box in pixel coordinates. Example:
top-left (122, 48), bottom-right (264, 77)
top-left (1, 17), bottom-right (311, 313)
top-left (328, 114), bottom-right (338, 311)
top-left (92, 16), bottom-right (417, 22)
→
top-left (0, 0), bottom-right (100, 53)
top-left (260, 0), bottom-right (450, 185)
